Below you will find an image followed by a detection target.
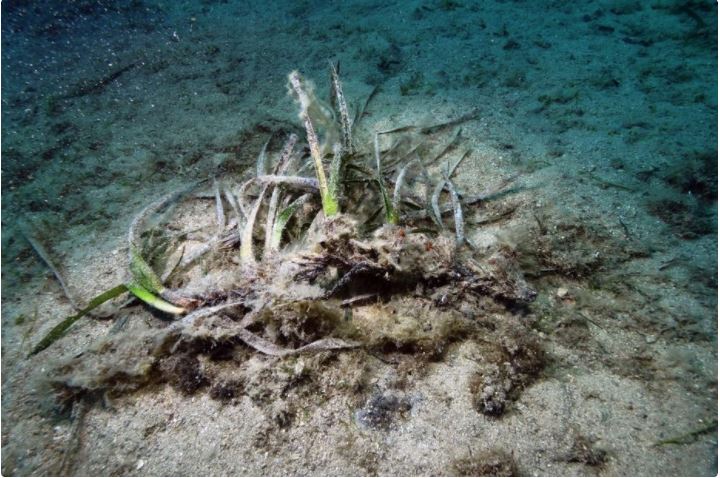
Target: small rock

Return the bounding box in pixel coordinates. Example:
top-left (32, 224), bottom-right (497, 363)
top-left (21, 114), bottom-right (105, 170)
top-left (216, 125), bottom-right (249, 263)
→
top-left (556, 287), bottom-right (569, 299)
top-left (293, 360), bottom-right (305, 376)
top-left (355, 392), bottom-right (412, 430)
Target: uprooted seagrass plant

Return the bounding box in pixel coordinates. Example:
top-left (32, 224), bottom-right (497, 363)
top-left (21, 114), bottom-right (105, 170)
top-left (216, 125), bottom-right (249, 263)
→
top-left (28, 63), bottom-right (536, 399)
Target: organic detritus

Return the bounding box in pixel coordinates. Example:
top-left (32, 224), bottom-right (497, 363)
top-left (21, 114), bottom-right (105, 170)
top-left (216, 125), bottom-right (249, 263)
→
top-left (29, 65), bottom-right (536, 406)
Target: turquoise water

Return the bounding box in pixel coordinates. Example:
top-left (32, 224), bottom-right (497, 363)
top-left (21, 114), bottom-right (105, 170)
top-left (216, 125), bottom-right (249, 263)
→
top-left (1, 0), bottom-right (717, 475)
top-left (2, 1), bottom-right (716, 263)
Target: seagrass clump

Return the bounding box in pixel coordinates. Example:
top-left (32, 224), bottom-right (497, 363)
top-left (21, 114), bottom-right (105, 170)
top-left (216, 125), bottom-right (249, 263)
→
top-left (31, 63), bottom-right (534, 396)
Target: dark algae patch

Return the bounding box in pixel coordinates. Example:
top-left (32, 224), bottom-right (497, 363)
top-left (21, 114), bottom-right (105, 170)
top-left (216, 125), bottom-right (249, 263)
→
top-left (468, 320), bottom-right (545, 417)
top-left (452, 449), bottom-right (518, 477)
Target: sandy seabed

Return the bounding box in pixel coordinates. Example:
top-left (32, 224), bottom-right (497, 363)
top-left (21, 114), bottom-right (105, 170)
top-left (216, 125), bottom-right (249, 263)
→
top-left (1, 0), bottom-right (717, 475)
